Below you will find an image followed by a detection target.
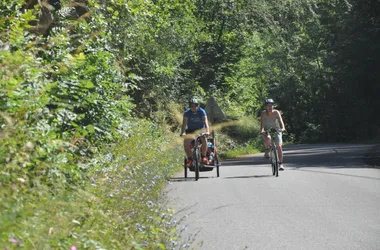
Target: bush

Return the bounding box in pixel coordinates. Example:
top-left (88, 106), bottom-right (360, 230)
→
top-left (0, 2), bottom-right (183, 249)
top-left (0, 120), bottom-right (183, 249)
top-left (213, 116), bottom-right (262, 158)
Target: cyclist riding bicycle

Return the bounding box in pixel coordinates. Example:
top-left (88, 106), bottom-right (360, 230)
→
top-left (260, 98), bottom-right (286, 170)
top-left (180, 97), bottom-right (210, 167)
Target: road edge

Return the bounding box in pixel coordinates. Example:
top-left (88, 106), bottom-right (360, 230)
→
top-left (364, 144), bottom-right (380, 168)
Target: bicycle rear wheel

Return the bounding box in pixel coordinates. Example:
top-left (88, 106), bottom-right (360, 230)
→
top-left (273, 145), bottom-right (279, 177)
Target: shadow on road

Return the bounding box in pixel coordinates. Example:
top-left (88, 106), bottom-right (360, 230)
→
top-left (221, 157), bottom-right (269, 167)
top-left (221, 144), bottom-right (378, 170)
top-left (288, 168), bottom-right (380, 180)
top-left (224, 174), bottom-right (274, 179)
top-left (168, 176), bottom-right (217, 182)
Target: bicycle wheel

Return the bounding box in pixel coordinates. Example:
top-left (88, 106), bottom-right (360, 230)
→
top-left (273, 145), bottom-right (279, 177)
top-left (215, 154), bottom-right (220, 177)
top-left (194, 149), bottom-right (200, 181)
top-left (184, 157), bottom-right (187, 178)
top-left (270, 147), bottom-right (275, 175)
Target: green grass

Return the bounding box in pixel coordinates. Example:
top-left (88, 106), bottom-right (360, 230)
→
top-left (0, 121), bottom-right (184, 249)
top-left (219, 143), bottom-right (260, 159)
top-left (215, 116), bottom-right (263, 159)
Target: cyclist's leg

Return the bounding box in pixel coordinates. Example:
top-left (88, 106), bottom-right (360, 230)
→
top-left (262, 133), bottom-right (271, 157)
top-left (200, 136), bottom-right (209, 164)
top-left (184, 138), bottom-right (193, 158)
top-left (184, 129), bottom-right (195, 159)
top-left (262, 133), bottom-right (271, 148)
top-left (275, 132), bottom-right (283, 163)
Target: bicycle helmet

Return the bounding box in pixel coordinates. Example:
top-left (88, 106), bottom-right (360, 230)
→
top-left (265, 98), bottom-right (275, 105)
top-left (189, 97), bottom-right (199, 106)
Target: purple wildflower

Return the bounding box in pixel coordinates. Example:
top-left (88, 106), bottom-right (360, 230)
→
top-left (9, 238), bottom-right (18, 243)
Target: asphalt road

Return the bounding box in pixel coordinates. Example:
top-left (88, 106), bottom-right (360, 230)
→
top-left (166, 144), bottom-right (380, 250)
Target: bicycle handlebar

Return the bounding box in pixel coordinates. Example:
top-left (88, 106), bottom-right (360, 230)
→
top-left (261, 128), bottom-right (285, 135)
top-left (180, 132), bottom-right (210, 138)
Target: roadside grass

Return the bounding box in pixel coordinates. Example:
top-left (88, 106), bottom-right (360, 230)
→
top-left (216, 116), bottom-right (262, 159)
top-left (0, 109), bottom-right (295, 249)
top-left (219, 142), bottom-right (260, 159)
top-left (0, 121), bottom-right (184, 249)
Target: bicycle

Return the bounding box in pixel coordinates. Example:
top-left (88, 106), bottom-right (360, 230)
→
top-left (264, 128), bottom-right (282, 177)
top-left (184, 132), bottom-right (223, 180)
top-left (183, 133), bottom-right (207, 181)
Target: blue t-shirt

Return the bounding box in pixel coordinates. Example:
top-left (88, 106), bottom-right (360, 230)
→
top-left (184, 108), bottom-right (207, 131)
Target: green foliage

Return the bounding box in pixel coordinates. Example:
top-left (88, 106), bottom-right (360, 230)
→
top-left (219, 142), bottom-right (260, 159)
top-left (223, 116), bottom-right (261, 142)
top-left (1, 0), bottom-right (379, 248)
top-left (0, 1), bottom-right (181, 248)
top-left (0, 121), bottom-right (182, 249)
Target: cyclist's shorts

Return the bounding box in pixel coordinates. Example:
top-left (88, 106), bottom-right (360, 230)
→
top-left (275, 131), bottom-right (283, 145)
top-left (265, 131), bottom-right (283, 146)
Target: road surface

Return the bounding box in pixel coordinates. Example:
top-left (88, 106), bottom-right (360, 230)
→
top-left (166, 144), bottom-right (380, 250)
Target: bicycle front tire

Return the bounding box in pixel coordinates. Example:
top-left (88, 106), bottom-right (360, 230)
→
top-left (184, 157), bottom-right (187, 178)
top-left (273, 145), bottom-right (279, 177)
top-left (215, 154), bottom-right (220, 177)
top-left (194, 149), bottom-right (200, 181)
top-left (270, 147), bottom-right (275, 175)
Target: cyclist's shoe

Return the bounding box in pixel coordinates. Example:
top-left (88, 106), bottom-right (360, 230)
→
top-left (279, 163), bottom-right (284, 171)
top-left (201, 157), bottom-right (209, 165)
top-left (185, 158), bottom-right (193, 167)
top-left (264, 149), bottom-right (270, 158)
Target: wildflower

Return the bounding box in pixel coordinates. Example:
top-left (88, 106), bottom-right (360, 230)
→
top-left (169, 238), bottom-right (177, 245)
top-left (71, 246), bottom-right (77, 250)
top-left (181, 225), bottom-right (188, 232)
top-left (25, 141), bottom-right (34, 150)
top-left (9, 238), bottom-right (18, 243)
top-left (17, 178), bottom-right (25, 183)
top-left (72, 220), bottom-right (80, 225)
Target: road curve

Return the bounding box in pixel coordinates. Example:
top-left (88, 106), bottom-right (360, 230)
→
top-left (166, 144), bottom-right (380, 250)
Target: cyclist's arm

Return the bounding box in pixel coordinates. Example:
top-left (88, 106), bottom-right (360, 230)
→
top-left (181, 116), bottom-right (188, 135)
top-left (276, 111), bottom-right (286, 131)
top-left (260, 111), bottom-right (265, 133)
top-left (202, 115), bottom-right (210, 134)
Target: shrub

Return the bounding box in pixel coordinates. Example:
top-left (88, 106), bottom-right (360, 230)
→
top-left (0, 119), bottom-right (182, 249)
top-left (0, 2), bottom-right (182, 249)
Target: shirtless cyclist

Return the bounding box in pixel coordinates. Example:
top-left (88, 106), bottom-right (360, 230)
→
top-left (260, 98), bottom-right (286, 170)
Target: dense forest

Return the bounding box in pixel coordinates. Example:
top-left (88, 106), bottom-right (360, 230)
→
top-left (1, 0), bottom-right (379, 248)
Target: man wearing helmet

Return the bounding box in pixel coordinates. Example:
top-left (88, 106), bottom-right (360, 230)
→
top-left (260, 98), bottom-right (286, 170)
top-left (181, 97), bottom-right (210, 167)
